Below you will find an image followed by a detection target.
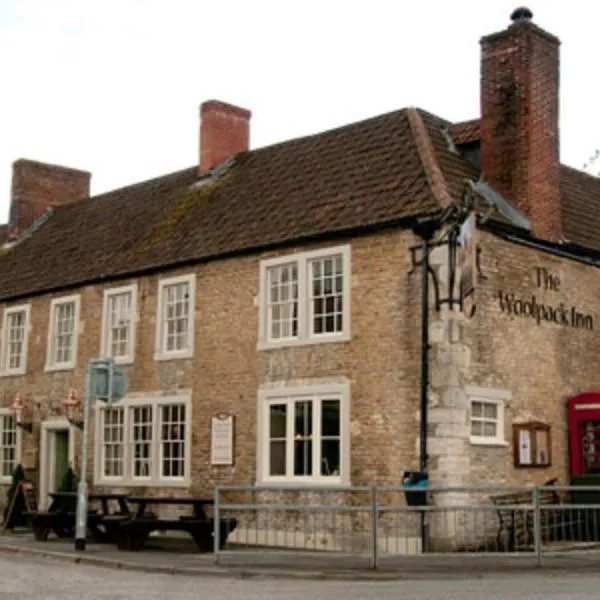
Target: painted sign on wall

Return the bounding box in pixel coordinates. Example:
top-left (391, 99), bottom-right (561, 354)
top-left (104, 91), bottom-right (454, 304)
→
top-left (498, 267), bottom-right (594, 331)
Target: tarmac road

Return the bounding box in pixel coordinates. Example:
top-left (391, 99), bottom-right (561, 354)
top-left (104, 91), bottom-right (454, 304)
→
top-left (1, 554), bottom-right (600, 599)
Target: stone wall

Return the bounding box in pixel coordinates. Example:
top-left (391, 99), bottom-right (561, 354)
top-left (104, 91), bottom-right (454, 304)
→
top-left (0, 227), bottom-right (426, 510)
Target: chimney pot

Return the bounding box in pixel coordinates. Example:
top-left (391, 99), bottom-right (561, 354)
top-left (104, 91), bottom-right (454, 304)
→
top-left (510, 6), bottom-right (533, 22)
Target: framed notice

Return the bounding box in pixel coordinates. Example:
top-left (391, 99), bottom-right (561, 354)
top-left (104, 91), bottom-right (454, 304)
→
top-left (518, 429), bottom-right (532, 465)
top-left (211, 413), bottom-right (235, 466)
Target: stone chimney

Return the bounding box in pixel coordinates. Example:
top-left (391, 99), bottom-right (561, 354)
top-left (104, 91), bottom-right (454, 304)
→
top-left (9, 159), bottom-right (91, 238)
top-left (199, 100), bottom-right (251, 175)
top-left (480, 7), bottom-right (562, 241)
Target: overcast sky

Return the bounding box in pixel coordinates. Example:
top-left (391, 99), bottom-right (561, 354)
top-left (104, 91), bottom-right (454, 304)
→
top-left (1, 0), bottom-right (598, 223)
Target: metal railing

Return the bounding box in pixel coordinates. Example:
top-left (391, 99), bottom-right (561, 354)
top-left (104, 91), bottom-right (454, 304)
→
top-left (212, 484), bottom-right (600, 569)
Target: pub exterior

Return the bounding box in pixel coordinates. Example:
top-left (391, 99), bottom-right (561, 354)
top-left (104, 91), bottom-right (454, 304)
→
top-left (1, 8), bottom-right (600, 550)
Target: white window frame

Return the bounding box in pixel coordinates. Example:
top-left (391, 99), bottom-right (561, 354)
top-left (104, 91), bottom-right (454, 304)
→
top-left (154, 274), bottom-right (196, 361)
top-left (0, 408), bottom-right (22, 484)
top-left (466, 386), bottom-right (510, 447)
top-left (258, 245), bottom-right (351, 350)
top-left (257, 382), bottom-right (351, 486)
top-left (45, 295), bottom-right (81, 372)
top-left (100, 283), bottom-right (138, 365)
top-left (93, 394), bottom-right (192, 487)
top-left (0, 304), bottom-right (31, 376)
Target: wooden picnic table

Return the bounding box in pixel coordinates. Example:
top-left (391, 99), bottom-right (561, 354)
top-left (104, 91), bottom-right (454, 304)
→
top-left (105, 496), bottom-right (236, 553)
top-left (27, 491), bottom-right (130, 542)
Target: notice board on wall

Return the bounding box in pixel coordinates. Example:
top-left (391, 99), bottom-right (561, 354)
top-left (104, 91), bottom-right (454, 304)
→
top-left (211, 413), bottom-right (235, 466)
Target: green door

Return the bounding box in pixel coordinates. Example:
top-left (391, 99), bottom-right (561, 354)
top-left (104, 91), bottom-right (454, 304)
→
top-left (53, 431), bottom-right (69, 491)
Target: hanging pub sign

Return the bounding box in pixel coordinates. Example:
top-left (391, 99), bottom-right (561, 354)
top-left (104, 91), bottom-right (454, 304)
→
top-left (459, 212), bottom-right (477, 318)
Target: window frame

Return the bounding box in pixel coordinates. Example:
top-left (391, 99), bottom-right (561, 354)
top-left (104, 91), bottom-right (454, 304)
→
top-left (257, 382), bottom-right (351, 486)
top-left (154, 274), bottom-right (196, 361)
top-left (93, 394), bottom-right (192, 487)
top-left (100, 283), bottom-right (138, 365)
top-left (467, 386), bottom-right (510, 447)
top-left (0, 409), bottom-right (22, 483)
top-left (45, 295), bottom-right (81, 372)
top-left (258, 245), bottom-right (351, 350)
top-left (0, 304), bottom-right (31, 376)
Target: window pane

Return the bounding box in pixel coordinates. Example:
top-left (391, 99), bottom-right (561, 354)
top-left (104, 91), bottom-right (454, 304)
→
top-left (267, 264), bottom-right (298, 341)
top-left (294, 439), bottom-right (312, 476)
top-left (270, 441), bottom-right (286, 476)
top-left (294, 401), bottom-right (313, 476)
top-left (269, 405), bottom-right (287, 438)
top-left (321, 440), bottom-right (340, 476)
top-left (5, 311), bottom-right (26, 371)
top-left (483, 403), bottom-right (497, 419)
top-left (108, 292), bottom-right (132, 358)
top-left (471, 402), bottom-right (483, 418)
top-left (0, 416), bottom-right (17, 477)
top-left (471, 420), bottom-right (483, 436)
top-left (483, 422), bottom-right (497, 437)
top-left (162, 283), bottom-right (190, 352)
top-left (102, 408), bottom-right (124, 477)
top-left (321, 400), bottom-right (340, 437)
top-left (310, 256), bottom-right (344, 335)
top-left (160, 403), bottom-right (186, 478)
top-left (294, 401), bottom-right (312, 437)
top-left (53, 302), bottom-right (75, 364)
top-left (131, 405), bottom-right (152, 478)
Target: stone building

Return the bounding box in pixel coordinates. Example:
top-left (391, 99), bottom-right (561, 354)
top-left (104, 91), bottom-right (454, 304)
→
top-left (1, 8), bottom-right (600, 530)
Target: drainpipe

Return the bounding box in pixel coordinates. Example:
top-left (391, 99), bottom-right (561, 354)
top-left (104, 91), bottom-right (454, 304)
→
top-left (419, 238), bottom-right (430, 553)
top-left (419, 237), bottom-right (430, 477)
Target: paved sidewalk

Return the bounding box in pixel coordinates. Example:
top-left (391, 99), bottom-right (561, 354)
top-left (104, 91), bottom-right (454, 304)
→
top-left (2, 531), bottom-right (600, 581)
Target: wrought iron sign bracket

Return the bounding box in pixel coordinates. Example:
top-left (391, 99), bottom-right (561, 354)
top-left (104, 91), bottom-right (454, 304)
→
top-left (409, 232), bottom-right (462, 312)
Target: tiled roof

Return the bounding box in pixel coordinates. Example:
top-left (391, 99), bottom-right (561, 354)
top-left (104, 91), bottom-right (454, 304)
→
top-left (449, 119), bottom-right (600, 252)
top-left (560, 165), bottom-right (600, 251)
top-left (0, 108), bottom-right (451, 301)
top-left (449, 120), bottom-right (480, 145)
top-left (2, 108), bottom-right (597, 303)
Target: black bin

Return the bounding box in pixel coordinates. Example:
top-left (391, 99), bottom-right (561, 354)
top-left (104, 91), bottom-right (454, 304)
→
top-left (402, 471), bottom-right (428, 507)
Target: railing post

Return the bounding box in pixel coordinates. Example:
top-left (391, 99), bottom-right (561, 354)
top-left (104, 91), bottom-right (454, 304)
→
top-left (371, 486), bottom-right (379, 570)
top-left (214, 486), bottom-right (221, 564)
top-left (533, 486), bottom-right (541, 567)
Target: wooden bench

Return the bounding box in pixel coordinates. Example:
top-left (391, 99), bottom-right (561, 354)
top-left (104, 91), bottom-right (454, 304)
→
top-left (25, 510), bottom-right (75, 541)
top-left (110, 516), bottom-right (238, 552)
top-left (25, 509), bottom-right (107, 541)
top-left (490, 487), bottom-right (561, 550)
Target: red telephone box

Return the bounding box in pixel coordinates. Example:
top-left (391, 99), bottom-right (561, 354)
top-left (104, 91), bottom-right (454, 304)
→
top-left (567, 392), bottom-right (600, 478)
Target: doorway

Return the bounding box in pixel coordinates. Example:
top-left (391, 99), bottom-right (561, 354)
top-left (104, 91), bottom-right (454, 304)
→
top-left (40, 420), bottom-right (75, 509)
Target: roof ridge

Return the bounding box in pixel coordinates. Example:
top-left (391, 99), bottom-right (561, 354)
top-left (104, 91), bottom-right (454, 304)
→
top-left (407, 108), bottom-right (454, 208)
top-left (91, 165), bottom-right (199, 202)
top-left (452, 117), bottom-right (480, 128)
top-left (561, 163), bottom-right (600, 181)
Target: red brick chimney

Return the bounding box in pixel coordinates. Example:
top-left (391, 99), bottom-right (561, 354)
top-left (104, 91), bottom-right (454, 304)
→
top-left (480, 7), bottom-right (562, 241)
top-left (9, 159), bottom-right (91, 238)
top-left (199, 100), bottom-right (251, 175)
